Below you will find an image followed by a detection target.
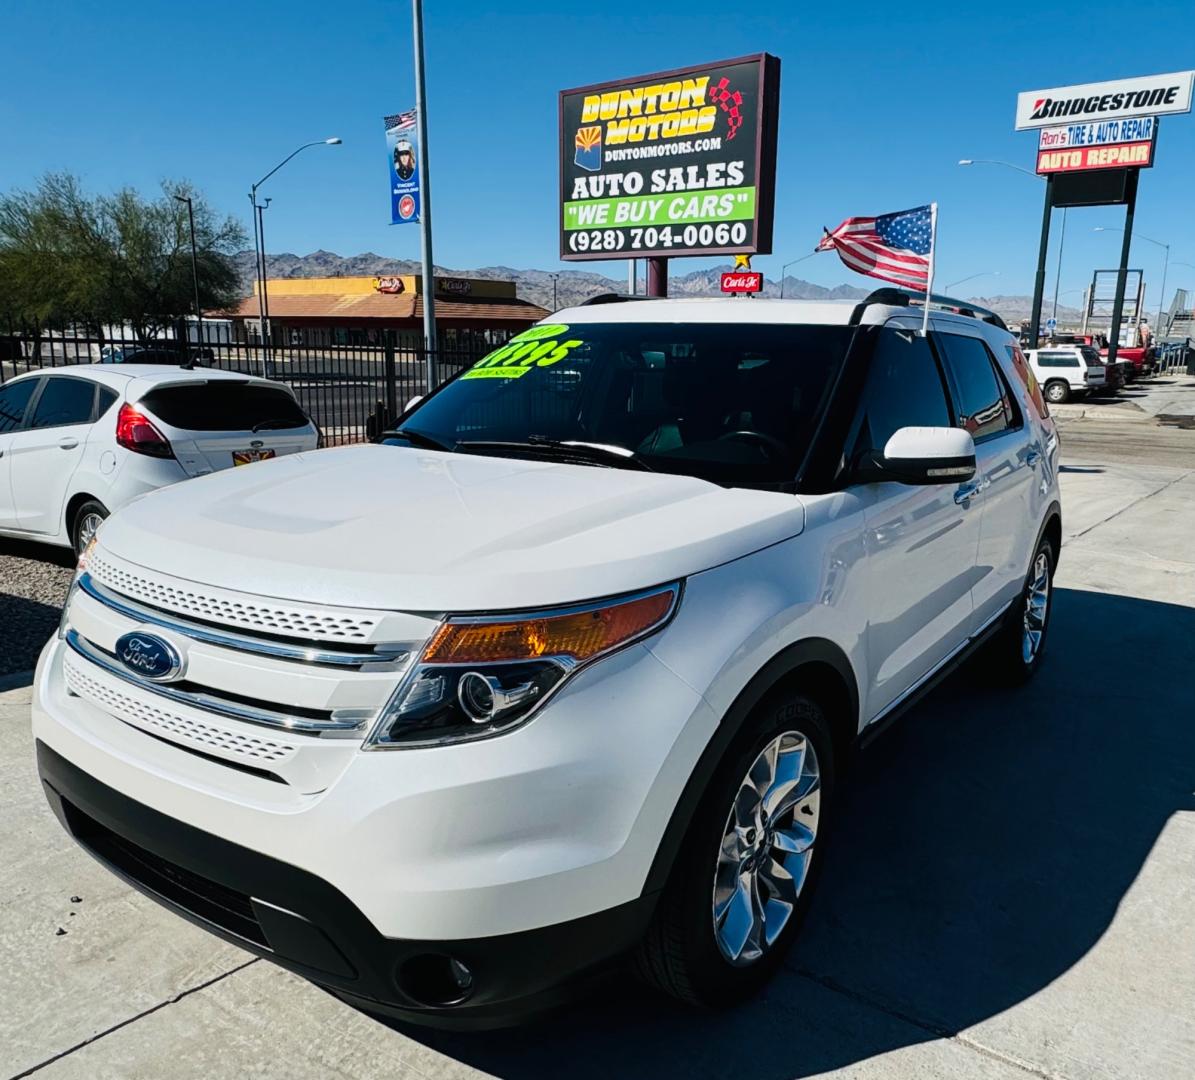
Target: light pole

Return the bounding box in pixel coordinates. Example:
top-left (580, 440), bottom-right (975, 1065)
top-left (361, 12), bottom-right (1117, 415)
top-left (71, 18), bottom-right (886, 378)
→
top-left (173, 194), bottom-right (203, 356)
top-left (548, 273), bottom-right (560, 309)
top-left (958, 158), bottom-right (1068, 337)
top-left (778, 252), bottom-right (815, 298)
top-left (249, 137), bottom-right (341, 368)
top-left (1094, 226), bottom-right (1171, 339)
top-left (944, 271), bottom-right (1000, 293)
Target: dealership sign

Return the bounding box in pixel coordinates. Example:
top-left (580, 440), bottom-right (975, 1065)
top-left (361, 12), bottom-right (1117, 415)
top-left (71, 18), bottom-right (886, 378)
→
top-left (1015, 71), bottom-right (1194, 130)
top-left (559, 54), bottom-right (781, 261)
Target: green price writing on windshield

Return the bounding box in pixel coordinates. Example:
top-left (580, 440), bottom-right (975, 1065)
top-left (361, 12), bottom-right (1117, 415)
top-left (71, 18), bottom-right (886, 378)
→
top-left (462, 325), bottom-right (584, 380)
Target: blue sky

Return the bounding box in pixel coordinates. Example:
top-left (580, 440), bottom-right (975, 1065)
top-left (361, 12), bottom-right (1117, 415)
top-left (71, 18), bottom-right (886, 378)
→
top-left (3, 0), bottom-right (1194, 305)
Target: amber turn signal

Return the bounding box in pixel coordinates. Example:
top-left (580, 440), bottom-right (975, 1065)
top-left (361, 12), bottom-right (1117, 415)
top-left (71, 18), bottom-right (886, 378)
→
top-left (422, 588), bottom-right (677, 665)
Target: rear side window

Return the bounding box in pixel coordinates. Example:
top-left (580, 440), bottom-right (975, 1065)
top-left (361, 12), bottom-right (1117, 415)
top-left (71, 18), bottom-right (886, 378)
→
top-left (936, 334), bottom-right (1011, 442)
top-left (139, 383), bottom-right (308, 432)
top-left (852, 329), bottom-right (952, 456)
top-left (1006, 344), bottom-right (1048, 420)
top-left (29, 377), bottom-right (96, 429)
top-left (96, 386), bottom-right (119, 417)
top-left (0, 379), bottom-right (38, 432)
top-left (1036, 352), bottom-right (1080, 368)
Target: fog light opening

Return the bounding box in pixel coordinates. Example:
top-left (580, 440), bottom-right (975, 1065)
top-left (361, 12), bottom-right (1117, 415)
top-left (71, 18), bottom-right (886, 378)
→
top-left (396, 953), bottom-right (475, 1007)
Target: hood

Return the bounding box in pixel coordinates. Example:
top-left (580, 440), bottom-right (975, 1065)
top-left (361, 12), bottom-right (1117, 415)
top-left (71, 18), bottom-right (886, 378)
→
top-left (98, 446), bottom-right (805, 612)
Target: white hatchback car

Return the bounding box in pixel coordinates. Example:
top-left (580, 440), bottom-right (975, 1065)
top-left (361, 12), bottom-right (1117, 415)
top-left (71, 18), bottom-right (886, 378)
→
top-left (0, 365), bottom-right (318, 554)
top-left (35, 292), bottom-right (1060, 1029)
top-left (1026, 344), bottom-right (1107, 404)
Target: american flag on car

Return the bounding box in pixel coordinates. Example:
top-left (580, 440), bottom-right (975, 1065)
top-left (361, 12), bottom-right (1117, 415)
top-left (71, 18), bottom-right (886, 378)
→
top-left (816, 205), bottom-right (934, 290)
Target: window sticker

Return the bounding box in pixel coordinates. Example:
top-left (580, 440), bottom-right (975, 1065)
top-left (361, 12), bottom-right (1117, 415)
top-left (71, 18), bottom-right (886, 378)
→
top-left (461, 325), bottom-right (584, 380)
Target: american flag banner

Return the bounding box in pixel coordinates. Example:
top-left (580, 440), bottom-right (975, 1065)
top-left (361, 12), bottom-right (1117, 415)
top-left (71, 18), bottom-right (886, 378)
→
top-left (816, 205), bottom-right (936, 291)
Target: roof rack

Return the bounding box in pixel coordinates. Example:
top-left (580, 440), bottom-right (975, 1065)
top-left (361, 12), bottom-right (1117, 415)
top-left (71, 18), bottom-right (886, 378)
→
top-left (579, 293), bottom-right (663, 306)
top-left (849, 287), bottom-right (1008, 331)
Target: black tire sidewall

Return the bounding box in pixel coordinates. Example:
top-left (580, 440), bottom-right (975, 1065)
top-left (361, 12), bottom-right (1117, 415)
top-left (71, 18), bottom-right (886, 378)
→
top-left (1002, 535), bottom-right (1056, 681)
top-left (71, 501), bottom-right (108, 555)
top-left (666, 692), bottom-right (836, 1007)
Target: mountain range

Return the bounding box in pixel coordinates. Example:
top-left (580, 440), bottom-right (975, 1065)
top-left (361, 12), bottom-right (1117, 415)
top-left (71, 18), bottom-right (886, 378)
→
top-left (234, 250), bottom-right (1083, 326)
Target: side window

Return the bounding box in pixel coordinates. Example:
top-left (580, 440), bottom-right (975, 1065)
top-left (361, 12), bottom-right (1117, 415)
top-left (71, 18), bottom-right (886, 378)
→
top-left (851, 328), bottom-right (952, 458)
top-left (1007, 344), bottom-right (1048, 420)
top-left (29, 377), bottom-right (96, 430)
top-left (0, 380), bottom-right (39, 433)
top-left (937, 334), bottom-right (1010, 442)
top-left (96, 386), bottom-right (119, 418)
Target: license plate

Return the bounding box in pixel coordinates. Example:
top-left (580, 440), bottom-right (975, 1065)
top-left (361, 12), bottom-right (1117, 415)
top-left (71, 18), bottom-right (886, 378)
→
top-left (232, 448), bottom-right (277, 466)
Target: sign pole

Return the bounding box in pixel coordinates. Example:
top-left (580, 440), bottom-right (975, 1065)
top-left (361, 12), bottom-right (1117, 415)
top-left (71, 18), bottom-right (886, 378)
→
top-left (411, 0), bottom-right (437, 388)
top-left (647, 257), bottom-right (668, 298)
top-left (1106, 169), bottom-right (1139, 366)
top-left (1028, 175), bottom-right (1054, 350)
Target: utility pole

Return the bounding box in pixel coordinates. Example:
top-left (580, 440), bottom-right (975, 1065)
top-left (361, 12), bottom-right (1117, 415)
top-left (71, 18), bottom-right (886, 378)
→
top-left (412, 0), bottom-right (438, 389)
top-left (174, 194), bottom-right (203, 354)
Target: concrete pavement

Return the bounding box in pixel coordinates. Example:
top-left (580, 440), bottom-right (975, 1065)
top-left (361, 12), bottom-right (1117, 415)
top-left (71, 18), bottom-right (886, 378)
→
top-left (2, 393), bottom-right (1193, 1078)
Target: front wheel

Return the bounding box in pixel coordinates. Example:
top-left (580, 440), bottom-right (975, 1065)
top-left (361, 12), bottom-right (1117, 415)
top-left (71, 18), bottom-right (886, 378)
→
top-left (636, 692), bottom-right (835, 1007)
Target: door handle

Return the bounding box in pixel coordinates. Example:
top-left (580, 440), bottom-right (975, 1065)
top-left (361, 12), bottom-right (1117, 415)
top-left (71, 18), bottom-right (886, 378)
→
top-left (1025, 449), bottom-right (1042, 468)
top-left (58, 438), bottom-right (79, 450)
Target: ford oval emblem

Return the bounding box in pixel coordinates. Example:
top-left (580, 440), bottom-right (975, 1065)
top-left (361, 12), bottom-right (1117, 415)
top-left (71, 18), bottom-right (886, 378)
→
top-left (115, 631), bottom-right (183, 682)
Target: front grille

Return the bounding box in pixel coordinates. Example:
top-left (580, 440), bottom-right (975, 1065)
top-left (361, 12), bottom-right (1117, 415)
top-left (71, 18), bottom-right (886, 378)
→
top-left (89, 551), bottom-right (380, 641)
top-left (64, 798), bottom-right (268, 947)
top-left (64, 652), bottom-right (297, 766)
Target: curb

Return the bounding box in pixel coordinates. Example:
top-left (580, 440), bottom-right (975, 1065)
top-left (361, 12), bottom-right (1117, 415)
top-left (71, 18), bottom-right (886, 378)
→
top-left (0, 670), bottom-right (34, 693)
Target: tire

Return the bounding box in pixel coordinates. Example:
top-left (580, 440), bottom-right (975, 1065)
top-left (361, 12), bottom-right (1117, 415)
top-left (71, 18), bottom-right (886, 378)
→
top-left (979, 535), bottom-right (1055, 685)
top-left (1044, 380), bottom-right (1070, 404)
top-left (71, 500), bottom-right (108, 556)
top-left (635, 690), bottom-right (836, 1008)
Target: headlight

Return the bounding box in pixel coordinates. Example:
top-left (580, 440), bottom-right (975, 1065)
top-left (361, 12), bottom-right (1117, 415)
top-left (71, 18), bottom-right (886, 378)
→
top-left (365, 583), bottom-right (680, 749)
top-left (58, 536), bottom-right (98, 639)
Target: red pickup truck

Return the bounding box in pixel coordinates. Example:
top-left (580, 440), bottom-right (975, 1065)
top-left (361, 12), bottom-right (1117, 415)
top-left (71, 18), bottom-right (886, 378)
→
top-left (1054, 333), bottom-right (1150, 380)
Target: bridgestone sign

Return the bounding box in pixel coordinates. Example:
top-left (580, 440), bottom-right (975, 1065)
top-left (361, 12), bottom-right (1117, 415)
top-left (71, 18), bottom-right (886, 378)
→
top-left (1015, 71), bottom-right (1194, 130)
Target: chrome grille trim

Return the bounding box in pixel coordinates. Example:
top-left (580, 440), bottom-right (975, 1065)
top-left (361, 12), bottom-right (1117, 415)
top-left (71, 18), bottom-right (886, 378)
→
top-left (78, 573), bottom-right (409, 669)
top-left (64, 630), bottom-right (371, 736)
top-left (88, 550), bottom-right (381, 640)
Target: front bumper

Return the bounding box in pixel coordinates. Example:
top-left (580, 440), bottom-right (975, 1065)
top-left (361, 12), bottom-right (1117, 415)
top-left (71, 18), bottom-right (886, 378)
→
top-left (37, 740), bottom-right (656, 1028)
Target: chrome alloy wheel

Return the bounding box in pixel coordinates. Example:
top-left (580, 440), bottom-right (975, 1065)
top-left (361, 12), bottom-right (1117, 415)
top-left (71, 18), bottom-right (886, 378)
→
top-left (75, 512), bottom-right (104, 554)
top-left (1022, 551), bottom-right (1051, 664)
top-left (712, 731), bottom-right (821, 966)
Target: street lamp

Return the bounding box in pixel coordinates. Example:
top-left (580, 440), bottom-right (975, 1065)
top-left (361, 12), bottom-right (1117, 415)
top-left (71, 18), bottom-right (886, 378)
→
top-left (944, 271), bottom-right (1000, 293)
top-left (958, 158), bottom-right (1070, 323)
top-left (1093, 226), bottom-right (1171, 338)
top-left (548, 273), bottom-right (560, 309)
top-left (173, 194), bottom-right (203, 358)
top-left (778, 252), bottom-right (815, 298)
top-left (249, 137), bottom-right (341, 369)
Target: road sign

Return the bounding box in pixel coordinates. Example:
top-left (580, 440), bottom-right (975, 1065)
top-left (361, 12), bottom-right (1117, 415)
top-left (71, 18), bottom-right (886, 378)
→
top-left (1046, 317), bottom-right (1057, 332)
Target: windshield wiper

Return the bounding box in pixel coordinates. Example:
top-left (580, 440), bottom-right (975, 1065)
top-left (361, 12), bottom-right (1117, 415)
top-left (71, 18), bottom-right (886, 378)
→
top-left (252, 417), bottom-right (302, 432)
top-left (458, 435), bottom-right (654, 471)
top-left (387, 427), bottom-right (456, 452)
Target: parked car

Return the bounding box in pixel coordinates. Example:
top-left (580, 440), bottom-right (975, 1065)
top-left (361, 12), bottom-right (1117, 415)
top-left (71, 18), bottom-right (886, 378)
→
top-left (35, 292), bottom-right (1061, 1029)
top-left (1025, 344), bottom-right (1107, 404)
top-left (100, 341), bottom-right (214, 365)
top-left (0, 365), bottom-right (318, 554)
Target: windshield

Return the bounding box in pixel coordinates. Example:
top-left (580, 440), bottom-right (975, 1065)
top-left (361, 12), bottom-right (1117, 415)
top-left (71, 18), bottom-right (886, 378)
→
top-left (399, 321), bottom-right (854, 487)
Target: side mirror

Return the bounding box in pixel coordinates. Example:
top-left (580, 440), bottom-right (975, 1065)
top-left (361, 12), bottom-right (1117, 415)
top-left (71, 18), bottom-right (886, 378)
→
top-left (854, 426), bottom-right (976, 486)
top-left (404, 395), bottom-right (423, 412)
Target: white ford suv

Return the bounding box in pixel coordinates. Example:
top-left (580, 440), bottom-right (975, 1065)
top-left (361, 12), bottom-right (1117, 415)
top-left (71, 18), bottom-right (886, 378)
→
top-left (33, 291), bottom-right (1061, 1029)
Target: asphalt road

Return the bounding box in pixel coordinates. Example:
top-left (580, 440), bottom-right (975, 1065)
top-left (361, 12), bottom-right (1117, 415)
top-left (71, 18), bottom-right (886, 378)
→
top-left (1, 376), bottom-right (1193, 1079)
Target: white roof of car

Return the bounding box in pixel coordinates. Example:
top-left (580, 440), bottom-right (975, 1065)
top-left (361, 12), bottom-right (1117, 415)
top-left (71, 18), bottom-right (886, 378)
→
top-left (2, 364), bottom-right (274, 390)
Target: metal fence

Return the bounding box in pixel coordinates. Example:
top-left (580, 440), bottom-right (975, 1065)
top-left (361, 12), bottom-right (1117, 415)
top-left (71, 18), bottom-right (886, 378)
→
top-left (0, 320), bottom-right (506, 445)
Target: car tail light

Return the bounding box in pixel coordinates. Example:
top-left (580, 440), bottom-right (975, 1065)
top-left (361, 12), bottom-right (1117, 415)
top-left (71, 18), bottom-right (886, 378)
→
top-left (116, 404), bottom-right (174, 458)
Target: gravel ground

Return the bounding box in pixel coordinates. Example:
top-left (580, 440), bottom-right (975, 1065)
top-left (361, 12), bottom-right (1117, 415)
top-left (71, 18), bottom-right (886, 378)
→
top-left (0, 539), bottom-right (74, 678)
